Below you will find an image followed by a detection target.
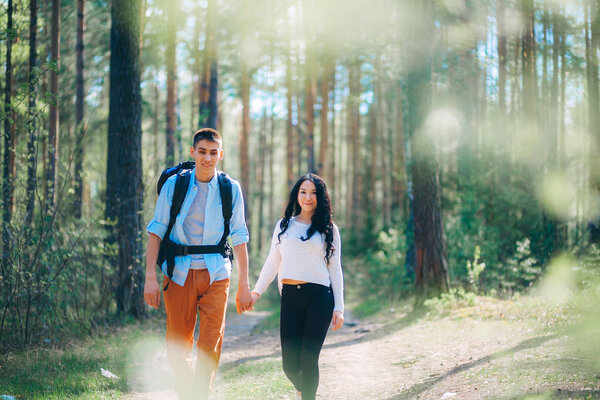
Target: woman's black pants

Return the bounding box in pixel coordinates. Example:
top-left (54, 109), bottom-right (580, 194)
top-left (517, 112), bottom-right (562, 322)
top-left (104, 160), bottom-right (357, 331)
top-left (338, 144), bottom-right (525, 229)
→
top-left (280, 283), bottom-right (334, 400)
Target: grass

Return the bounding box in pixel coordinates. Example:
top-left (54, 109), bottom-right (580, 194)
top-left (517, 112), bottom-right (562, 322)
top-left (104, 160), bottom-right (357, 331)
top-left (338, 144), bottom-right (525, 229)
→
top-left (0, 321), bottom-right (155, 399)
top-left (214, 359), bottom-right (292, 400)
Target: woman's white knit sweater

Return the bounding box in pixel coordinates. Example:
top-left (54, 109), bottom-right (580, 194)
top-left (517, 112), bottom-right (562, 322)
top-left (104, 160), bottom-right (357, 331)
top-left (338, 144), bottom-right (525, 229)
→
top-left (253, 218), bottom-right (344, 312)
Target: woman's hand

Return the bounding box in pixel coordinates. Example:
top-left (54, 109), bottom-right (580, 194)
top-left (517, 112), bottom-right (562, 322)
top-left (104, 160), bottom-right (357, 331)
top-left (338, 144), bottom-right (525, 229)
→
top-left (250, 291), bottom-right (261, 308)
top-left (331, 311), bottom-right (344, 330)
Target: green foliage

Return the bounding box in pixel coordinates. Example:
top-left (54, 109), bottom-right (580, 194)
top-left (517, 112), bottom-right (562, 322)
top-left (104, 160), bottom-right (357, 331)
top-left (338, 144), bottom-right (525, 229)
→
top-left (423, 287), bottom-right (476, 315)
top-left (0, 213), bottom-right (116, 348)
top-left (466, 245), bottom-right (485, 292)
top-left (356, 228), bottom-right (409, 300)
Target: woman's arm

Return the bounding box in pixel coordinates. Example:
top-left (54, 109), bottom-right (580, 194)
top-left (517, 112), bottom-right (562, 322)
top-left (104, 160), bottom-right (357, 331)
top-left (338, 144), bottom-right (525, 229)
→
top-left (327, 224), bottom-right (344, 312)
top-left (252, 223), bottom-right (283, 295)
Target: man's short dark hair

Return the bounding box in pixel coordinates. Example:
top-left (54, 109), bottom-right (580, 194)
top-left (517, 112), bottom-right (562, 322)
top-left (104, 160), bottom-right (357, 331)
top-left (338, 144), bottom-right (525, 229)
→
top-left (193, 128), bottom-right (222, 148)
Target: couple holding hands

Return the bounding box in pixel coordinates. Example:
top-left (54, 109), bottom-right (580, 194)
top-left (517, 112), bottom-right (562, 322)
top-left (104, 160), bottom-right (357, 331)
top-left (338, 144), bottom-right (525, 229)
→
top-left (144, 128), bottom-right (344, 400)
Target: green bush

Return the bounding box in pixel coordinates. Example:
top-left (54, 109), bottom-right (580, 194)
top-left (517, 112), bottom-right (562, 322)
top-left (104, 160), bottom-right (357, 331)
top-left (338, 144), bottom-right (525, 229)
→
top-left (423, 287), bottom-right (476, 315)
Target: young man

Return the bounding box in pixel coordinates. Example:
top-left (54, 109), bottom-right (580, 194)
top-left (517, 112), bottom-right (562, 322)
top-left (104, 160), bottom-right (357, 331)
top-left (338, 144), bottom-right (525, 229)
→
top-left (144, 128), bottom-right (253, 400)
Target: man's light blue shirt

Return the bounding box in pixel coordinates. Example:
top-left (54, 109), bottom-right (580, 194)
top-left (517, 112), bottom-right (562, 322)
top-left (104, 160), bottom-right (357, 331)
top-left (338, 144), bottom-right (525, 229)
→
top-left (146, 169), bottom-right (249, 286)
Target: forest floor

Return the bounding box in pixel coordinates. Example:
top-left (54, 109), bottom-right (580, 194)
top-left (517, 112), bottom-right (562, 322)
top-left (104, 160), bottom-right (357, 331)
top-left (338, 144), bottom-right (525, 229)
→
top-left (2, 290), bottom-right (599, 399)
top-left (120, 294), bottom-right (600, 400)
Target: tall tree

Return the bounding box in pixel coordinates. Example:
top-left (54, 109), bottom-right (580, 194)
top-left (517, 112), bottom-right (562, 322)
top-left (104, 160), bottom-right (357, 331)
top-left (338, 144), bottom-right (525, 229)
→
top-left (286, 44), bottom-right (295, 189)
top-left (405, 0), bottom-right (449, 301)
top-left (198, 0), bottom-right (218, 129)
top-left (165, 0), bottom-right (177, 165)
top-left (521, 0), bottom-right (536, 127)
top-left (106, 0), bottom-right (145, 317)
top-left (3, 0), bottom-right (14, 260)
top-left (73, 0), bottom-right (85, 218)
top-left (240, 59), bottom-right (251, 229)
top-left (25, 0), bottom-right (38, 228)
top-left (346, 60), bottom-right (361, 228)
top-left (47, 0), bottom-right (60, 210)
top-left (303, 0), bottom-right (316, 173)
top-left (318, 54), bottom-right (332, 179)
top-left (586, 0), bottom-right (600, 243)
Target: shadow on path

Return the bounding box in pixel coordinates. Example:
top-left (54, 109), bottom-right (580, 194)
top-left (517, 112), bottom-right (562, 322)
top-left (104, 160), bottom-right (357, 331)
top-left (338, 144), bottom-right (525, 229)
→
top-left (386, 334), bottom-right (558, 400)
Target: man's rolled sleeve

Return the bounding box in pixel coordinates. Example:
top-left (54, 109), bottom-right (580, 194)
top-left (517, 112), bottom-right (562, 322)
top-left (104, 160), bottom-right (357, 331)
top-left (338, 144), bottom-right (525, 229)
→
top-left (229, 180), bottom-right (249, 246)
top-left (146, 177), bottom-right (175, 240)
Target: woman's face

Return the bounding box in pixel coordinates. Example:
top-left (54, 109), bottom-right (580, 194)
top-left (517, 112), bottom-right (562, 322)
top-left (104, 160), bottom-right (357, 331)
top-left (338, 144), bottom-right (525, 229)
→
top-left (297, 180), bottom-right (317, 214)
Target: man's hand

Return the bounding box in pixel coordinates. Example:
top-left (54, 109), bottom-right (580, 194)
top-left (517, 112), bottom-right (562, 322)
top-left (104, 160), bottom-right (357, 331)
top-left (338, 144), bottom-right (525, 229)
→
top-left (144, 274), bottom-right (161, 309)
top-left (236, 285), bottom-right (253, 314)
top-left (331, 311), bottom-right (344, 331)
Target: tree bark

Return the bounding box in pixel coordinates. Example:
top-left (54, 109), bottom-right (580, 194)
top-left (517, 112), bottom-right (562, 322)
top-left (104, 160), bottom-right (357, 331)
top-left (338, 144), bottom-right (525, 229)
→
top-left (240, 61), bottom-right (251, 230)
top-left (497, 0), bottom-right (507, 115)
top-left (73, 0), bottom-right (85, 219)
top-left (198, 0), bottom-right (218, 129)
top-left (107, 0), bottom-right (145, 317)
top-left (3, 0), bottom-right (14, 261)
top-left (521, 0), bottom-right (536, 126)
top-left (346, 60), bottom-right (361, 228)
top-left (47, 0), bottom-right (60, 211)
top-left (318, 55), bottom-right (331, 178)
top-left (25, 0), bottom-right (38, 229)
top-left (405, 0), bottom-right (449, 301)
top-left (286, 47), bottom-right (295, 189)
top-left (165, 0), bottom-right (177, 165)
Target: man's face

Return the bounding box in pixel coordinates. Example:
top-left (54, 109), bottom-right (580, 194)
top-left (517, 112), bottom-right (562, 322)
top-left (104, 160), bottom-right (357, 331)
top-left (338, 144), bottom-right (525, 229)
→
top-left (190, 139), bottom-right (223, 173)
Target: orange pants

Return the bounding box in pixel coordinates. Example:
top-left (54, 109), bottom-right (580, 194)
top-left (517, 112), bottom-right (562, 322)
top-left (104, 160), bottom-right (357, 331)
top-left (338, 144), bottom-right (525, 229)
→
top-left (163, 269), bottom-right (230, 400)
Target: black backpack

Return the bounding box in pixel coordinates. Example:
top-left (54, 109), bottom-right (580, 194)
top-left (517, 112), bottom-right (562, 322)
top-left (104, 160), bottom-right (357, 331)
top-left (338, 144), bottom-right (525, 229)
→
top-left (156, 161), bottom-right (233, 291)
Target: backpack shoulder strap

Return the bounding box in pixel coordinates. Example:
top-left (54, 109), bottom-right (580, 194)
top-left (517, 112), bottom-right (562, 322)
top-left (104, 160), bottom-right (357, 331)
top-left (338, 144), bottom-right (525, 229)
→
top-left (217, 172), bottom-right (233, 225)
top-left (170, 170), bottom-right (192, 228)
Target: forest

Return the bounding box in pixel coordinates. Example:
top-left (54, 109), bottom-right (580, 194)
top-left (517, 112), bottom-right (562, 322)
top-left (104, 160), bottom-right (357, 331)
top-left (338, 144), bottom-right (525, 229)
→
top-left (0, 0), bottom-right (600, 379)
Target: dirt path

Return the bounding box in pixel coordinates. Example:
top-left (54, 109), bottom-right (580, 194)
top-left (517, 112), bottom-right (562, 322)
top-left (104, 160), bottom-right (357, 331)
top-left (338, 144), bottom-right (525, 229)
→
top-left (124, 302), bottom-right (599, 400)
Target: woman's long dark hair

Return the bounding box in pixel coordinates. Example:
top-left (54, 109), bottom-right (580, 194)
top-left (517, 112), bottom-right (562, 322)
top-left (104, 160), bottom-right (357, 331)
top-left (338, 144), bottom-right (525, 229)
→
top-left (277, 174), bottom-right (335, 263)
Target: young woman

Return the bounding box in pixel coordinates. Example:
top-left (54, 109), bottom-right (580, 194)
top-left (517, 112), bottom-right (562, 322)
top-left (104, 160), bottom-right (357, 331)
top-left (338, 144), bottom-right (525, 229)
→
top-left (251, 174), bottom-right (344, 400)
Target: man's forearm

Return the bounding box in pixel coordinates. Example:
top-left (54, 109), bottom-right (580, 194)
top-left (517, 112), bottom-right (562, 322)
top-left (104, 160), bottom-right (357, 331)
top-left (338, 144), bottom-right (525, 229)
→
top-left (146, 233), bottom-right (161, 278)
top-left (233, 242), bottom-right (249, 287)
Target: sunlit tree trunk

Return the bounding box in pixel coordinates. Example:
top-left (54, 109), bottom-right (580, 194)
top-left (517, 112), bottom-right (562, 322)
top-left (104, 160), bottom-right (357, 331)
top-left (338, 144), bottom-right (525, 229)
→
top-left (286, 46), bottom-right (295, 190)
top-left (346, 60), bottom-right (361, 228)
top-left (586, 0), bottom-right (600, 243)
top-left (521, 0), bottom-right (536, 129)
top-left (165, 0), bottom-right (177, 165)
top-left (240, 61), bottom-right (251, 229)
top-left (46, 0), bottom-right (60, 210)
top-left (107, 0), bottom-right (145, 317)
top-left (392, 80), bottom-right (407, 222)
top-left (198, 0), bottom-right (218, 129)
top-left (73, 0), bottom-right (85, 219)
top-left (3, 0), bottom-right (14, 261)
top-left (25, 0), bottom-right (38, 229)
top-left (406, 0), bottom-right (449, 302)
top-left (318, 54), bottom-right (331, 178)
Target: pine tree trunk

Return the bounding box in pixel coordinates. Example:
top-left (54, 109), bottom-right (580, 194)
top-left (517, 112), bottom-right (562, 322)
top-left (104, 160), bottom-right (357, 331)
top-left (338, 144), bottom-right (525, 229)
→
top-left (240, 62), bottom-right (251, 231)
top-left (25, 0), bottom-right (38, 229)
top-left (587, 0), bottom-right (600, 243)
top-left (497, 0), bottom-right (507, 115)
top-left (405, 0), bottom-right (449, 302)
top-left (3, 0), bottom-right (14, 261)
top-left (47, 0), bottom-right (60, 211)
top-left (198, 0), bottom-right (217, 129)
top-left (392, 80), bottom-right (407, 221)
top-left (286, 47), bottom-right (295, 190)
top-left (73, 0), bottom-right (85, 219)
top-left (346, 60), bottom-right (361, 228)
top-left (522, 0), bottom-right (536, 127)
top-left (165, 0), bottom-right (177, 166)
top-left (318, 55), bottom-right (331, 178)
top-left (107, 0), bottom-right (145, 317)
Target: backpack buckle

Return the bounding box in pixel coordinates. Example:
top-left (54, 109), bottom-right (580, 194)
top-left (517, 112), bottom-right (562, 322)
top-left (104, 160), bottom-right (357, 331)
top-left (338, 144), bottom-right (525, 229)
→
top-left (182, 246), bottom-right (189, 256)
